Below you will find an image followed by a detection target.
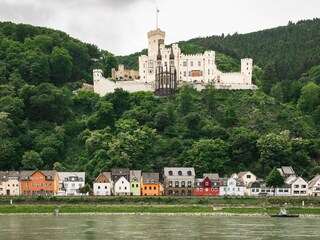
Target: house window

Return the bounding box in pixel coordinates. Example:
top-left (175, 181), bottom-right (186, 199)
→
top-left (98, 186), bottom-right (100, 189)
top-left (200, 188), bottom-right (203, 192)
top-left (124, 187), bottom-right (127, 190)
top-left (144, 187), bottom-right (147, 190)
top-left (149, 186), bottom-right (151, 190)
top-left (187, 181), bottom-right (192, 187)
top-left (183, 71), bottom-right (186, 77)
top-left (188, 190), bottom-right (192, 196)
top-left (208, 59), bottom-right (210, 64)
top-left (301, 185), bottom-right (306, 188)
top-left (284, 189), bottom-right (289, 192)
top-left (181, 181), bottom-right (185, 187)
top-left (208, 69), bottom-right (210, 75)
top-left (154, 186), bottom-right (156, 190)
top-left (187, 171), bottom-right (192, 176)
top-left (175, 181), bottom-right (179, 187)
top-left (205, 182), bottom-right (209, 186)
top-left (247, 175), bottom-right (251, 178)
top-left (119, 187), bottom-right (121, 190)
top-left (136, 184), bottom-right (138, 187)
top-left (132, 184), bottom-right (134, 188)
top-left (294, 185), bottom-right (299, 188)
top-left (169, 171), bottom-right (173, 176)
top-left (178, 171), bottom-right (182, 176)
top-left (105, 186), bottom-right (107, 189)
top-left (169, 181), bottom-right (173, 187)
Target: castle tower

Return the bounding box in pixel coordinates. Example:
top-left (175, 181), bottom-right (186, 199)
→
top-left (93, 69), bottom-right (103, 82)
top-left (241, 58), bottom-right (253, 84)
top-left (148, 29), bottom-right (165, 57)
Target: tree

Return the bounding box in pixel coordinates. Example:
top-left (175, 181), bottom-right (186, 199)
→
top-left (257, 133), bottom-right (292, 173)
top-left (176, 84), bottom-right (196, 115)
top-left (183, 139), bottom-right (230, 177)
top-left (261, 63), bottom-right (277, 94)
top-left (21, 150), bottom-right (43, 170)
top-left (266, 167), bottom-right (284, 189)
top-left (79, 183), bottom-right (92, 194)
top-left (297, 82), bottom-right (320, 113)
top-left (50, 47), bottom-right (73, 85)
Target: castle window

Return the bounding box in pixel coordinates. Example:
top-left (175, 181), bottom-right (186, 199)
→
top-left (184, 71), bottom-right (186, 77)
top-left (247, 67), bottom-right (248, 70)
top-left (148, 61), bottom-right (154, 68)
top-left (208, 69), bottom-right (210, 75)
top-left (198, 61), bottom-right (201, 66)
top-left (190, 61), bottom-right (193, 67)
top-left (183, 61), bottom-right (187, 67)
top-left (208, 59), bottom-right (210, 64)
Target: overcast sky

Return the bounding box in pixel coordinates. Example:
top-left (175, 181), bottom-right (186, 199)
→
top-left (0, 0), bottom-right (319, 56)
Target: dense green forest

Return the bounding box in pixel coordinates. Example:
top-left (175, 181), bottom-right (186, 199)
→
top-left (1, 20), bottom-right (320, 183)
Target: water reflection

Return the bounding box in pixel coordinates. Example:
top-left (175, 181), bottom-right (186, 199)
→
top-left (0, 215), bottom-right (319, 239)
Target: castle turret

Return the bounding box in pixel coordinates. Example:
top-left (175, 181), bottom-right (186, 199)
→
top-left (241, 58), bottom-right (253, 84)
top-left (93, 69), bottom-right (103, 82)
top-left (148, 28), bottom-right (165, 57)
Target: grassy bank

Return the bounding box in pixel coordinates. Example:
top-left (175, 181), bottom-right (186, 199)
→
top-left (0, 196), bottom-right (319, 206)
top-left (1, 205), bottom-right (320, 215)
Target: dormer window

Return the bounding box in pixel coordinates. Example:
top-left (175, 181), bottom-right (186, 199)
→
top-left (169, 171), bottom-right (173, 176)
top-left (178, 171), bottom-right (182, 176)
top-left (187, 171), bottom-right (192, 176)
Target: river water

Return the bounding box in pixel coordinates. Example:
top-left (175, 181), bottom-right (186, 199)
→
top-left (0, 215), bottom-right (320, 239)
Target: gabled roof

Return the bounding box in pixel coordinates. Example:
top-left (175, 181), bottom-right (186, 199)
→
top-left (111, 168), bottom-right (130, 176)
top-left (58, 172), bottom-right (85, 181)
top-left (19, 171), bottom-right (37, 180)
top-left (238, 171), bottom-right (256, 178)
top-left (164, 167), bottom-right (195, 177)
top-left (285, 176), bottom-right (307, 185)
top-left (94, 172), bottom-right (111, 183)
top-left (203, 173), bottom-right (219, 180)
top-left (309, 174), bottom-right (320, 188)
top-left (142, 173), bottom-right (159, 184)
top-left (230, 173), bottom-right (238, 179)
top-left (41, 170), bottom-right (57, 179)
top-left (130, 170), bottom-right (141, 181)
top-left (278, 166), bottom-right (296, 177)
top-left (115, 176), bottom-right (130, 185)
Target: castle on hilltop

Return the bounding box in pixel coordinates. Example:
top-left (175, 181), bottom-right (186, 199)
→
top-left (93, 28), bottom-right (257, 96)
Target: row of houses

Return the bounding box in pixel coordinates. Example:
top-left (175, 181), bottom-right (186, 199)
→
top-left (0, 170), bottom-right (84, 196)
top-left (1, 166), bottom-right (320, 197)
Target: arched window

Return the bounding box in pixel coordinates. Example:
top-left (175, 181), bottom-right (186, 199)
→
top-left (178, 171), bottom-right (182, 176)
top-left (169, 171), bottom-right (173, 176)
top-left (187, 171), bottom-right (192, 176)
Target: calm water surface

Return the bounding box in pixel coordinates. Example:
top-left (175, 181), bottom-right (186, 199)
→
top-left (0, 215), bottom-right (320, 239)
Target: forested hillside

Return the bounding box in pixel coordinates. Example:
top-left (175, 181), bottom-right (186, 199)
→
top-left (1, 21), bottom-right (320, 182)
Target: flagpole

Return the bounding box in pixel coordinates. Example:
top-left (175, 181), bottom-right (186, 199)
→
top-left (156, 7), bottom-right (158, 29)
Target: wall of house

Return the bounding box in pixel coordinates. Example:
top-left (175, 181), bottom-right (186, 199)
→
top-left (130, 180), bottom-right (141, 196)
top-left (114, 177), bottom-right (131, 196)
top-left (219, 179), bottom-right (244, 196)
top-left (94, 182), bottom-right (112, 196)
top-left (21, 171), bottom-right (56, 196)
top-left (141, 183), bottom-right (160, 196)
top-left (291, 178), bottom-right (308, 196)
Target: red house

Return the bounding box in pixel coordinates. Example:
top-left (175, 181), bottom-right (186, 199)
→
top-left (194, 176), bottom-right (219, 196)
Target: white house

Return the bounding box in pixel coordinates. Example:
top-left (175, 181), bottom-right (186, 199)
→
top-left (114, 176), bottom-right (131, 196)
top-left (308, 174), bottom-right (320, 197)
top-left (57, 172), bottom-right (85, 196)
top-left (219, 178), bottom-right (244, 196)
top-left (93, 172), bottom-right (113, 196)
top-left (233, 171), bottom-right (257, 196)
top-left (0, 171), bottom-right (20, 196)
top-left (248, 181), bottom-right (261, 196)
top-left (285, 176), bottom-right (308, 196)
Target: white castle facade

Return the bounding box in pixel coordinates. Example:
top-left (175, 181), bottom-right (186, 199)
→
top-left (93, 28), bottom-right (256, 96)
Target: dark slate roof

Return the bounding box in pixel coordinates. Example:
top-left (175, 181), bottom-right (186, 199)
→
top-left (130, 170), bottom-right (142, 181)
top-left (41, 170), bottom-right (57, 179)
top-left (142, 173), bottom-right (159, 184)
top-left (111, 168), bottom-right (130, 176)
top-left (19, 171), bottom-right (37, 180)
top-left (0, 171), bottom-right (7, 181)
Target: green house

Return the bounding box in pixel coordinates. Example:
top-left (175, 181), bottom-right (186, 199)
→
top-left (130, 170), bottom-right (142, 196)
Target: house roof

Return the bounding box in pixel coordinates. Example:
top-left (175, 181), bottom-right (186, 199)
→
top-left (115, 176), bottom-right (130, 185)
top-left (19, 171), bottom-right (37, 180)
top-left (58, 172), bottom-right (85, 181)
top-left (164, 167), bottom-right (195, 177)
top-left (309, 174), bottom-right (320, 188)
top-left (248, 181), bottom-right (261, 188)
top-left (130, 170), bottom-right (141, 181)
top-left (0, 171), bottom-right (7, 181)
top-left (41, 170), bottom-right (57, 179)
top-left (142, 173), bottom-right (159, 184)
top-left (278, 166), bottom-right (296, 176)
top-left (7, 171), bottom-right (20, 178)
top-left (220, 177), bottom-right (244, 187)
top-left (203, 173), bottom-right (219, 180)
top-left (238, 171), bottom-right (256, 178)
top-left (285, 176), bottom-right (307, 185)
top-left (102, 172), bottom-right (111, 180)
top-left (111, 168), bottom-right (130, 176)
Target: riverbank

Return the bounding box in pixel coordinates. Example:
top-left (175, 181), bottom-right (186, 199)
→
top-left (1, 196), bottom-right (320, 206)
top-left (1, 205), bottom-right (320, 216)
